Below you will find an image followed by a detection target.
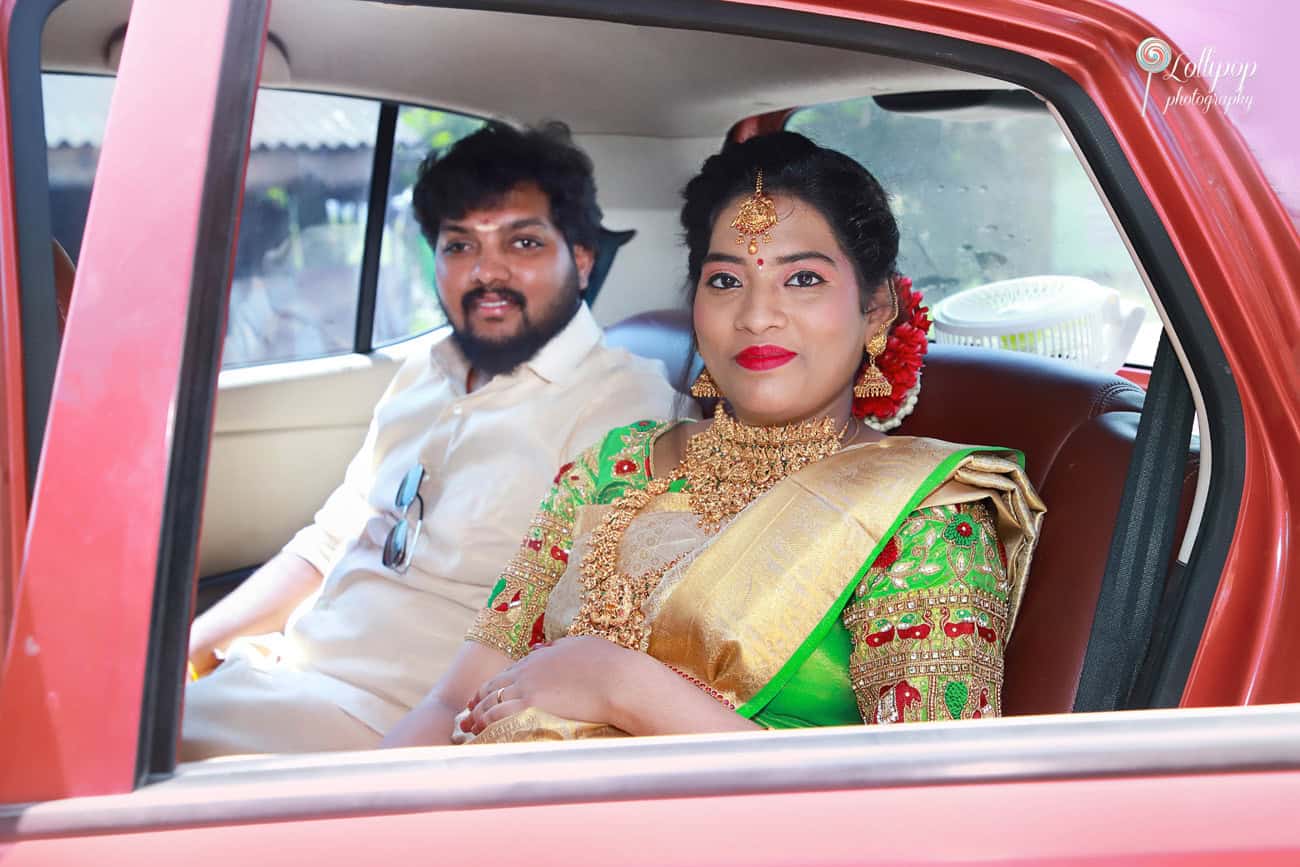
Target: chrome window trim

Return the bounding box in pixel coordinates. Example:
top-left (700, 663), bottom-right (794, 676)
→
top-left (4, 704), bottom-right (1298, 839)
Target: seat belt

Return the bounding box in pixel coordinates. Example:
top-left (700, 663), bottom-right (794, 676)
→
top-left (1072, 333), bottom-right (1195, 712)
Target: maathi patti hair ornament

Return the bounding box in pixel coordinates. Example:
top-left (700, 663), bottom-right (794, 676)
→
top-left (730, 169), bottom-right (779, 256)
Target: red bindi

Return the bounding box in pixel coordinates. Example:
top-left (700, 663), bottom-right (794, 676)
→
top-left (756, 258), bottom-right (764, 266)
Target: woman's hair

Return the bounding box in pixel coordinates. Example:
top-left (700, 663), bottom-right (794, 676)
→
top-left (680, 131), bottom-right (899, 311)
top-left (412, 120), bottom-right (602, 253)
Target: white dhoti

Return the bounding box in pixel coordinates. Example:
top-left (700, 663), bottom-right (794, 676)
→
top-left (180, 637), bottom-right (405, 761)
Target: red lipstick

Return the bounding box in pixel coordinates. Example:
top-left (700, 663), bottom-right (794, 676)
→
top-left (735, 344), bottom-right (797, 371)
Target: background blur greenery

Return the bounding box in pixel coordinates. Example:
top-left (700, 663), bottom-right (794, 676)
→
top-left (788, 94), bottom-right (1157, 363)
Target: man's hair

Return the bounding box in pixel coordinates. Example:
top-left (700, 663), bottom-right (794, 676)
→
top-left (412, 121), bottom-right (602, 253)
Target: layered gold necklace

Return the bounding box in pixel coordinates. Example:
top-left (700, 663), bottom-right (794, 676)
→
top-left (569, 405), bottom-right (848, 650)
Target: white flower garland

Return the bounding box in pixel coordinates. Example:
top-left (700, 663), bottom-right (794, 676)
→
top-left (863, 372), bottom-right (922, 433)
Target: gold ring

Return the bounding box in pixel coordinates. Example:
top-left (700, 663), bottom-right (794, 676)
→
top-left (496, 687), bottom-right (506, 704)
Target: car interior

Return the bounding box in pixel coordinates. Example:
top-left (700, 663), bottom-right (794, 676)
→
top-left (33, 0), bottom-right (1209, 751)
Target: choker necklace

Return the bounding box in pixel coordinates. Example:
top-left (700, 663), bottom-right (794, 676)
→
top-left (570, 404), bottom-right (847, 651)
top-left (684, 404), bottom-right (846, 532)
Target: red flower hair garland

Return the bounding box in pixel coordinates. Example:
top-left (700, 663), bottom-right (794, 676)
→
top-left (852, 274), bottom-right (929, 430)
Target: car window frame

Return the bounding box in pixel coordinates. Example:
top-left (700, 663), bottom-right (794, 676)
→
top-left (1, 0), bottom-right (1255, 806)
top-left (149, 0), bottom-right (1242, 774)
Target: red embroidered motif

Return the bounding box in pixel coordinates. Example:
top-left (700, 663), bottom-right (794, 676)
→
top-left (872, 537), bottom-right (900, 570)
top-left (549, 545), bottom-right (569, 564)
top-left (493, 589), bottom-right (522, 613)
top-left (942, 607), bottom-right (975, 638)
top-left (552, 462), bottom-right (575, 484)
top-left (897, 611), bottom-right (933, 640)
top-left (613, 459), bottom-right (638, 475)
top-left (526, 538), bottom-right (542, 552)
top-left (875, 679), bottom-right (922, 723)
top-left (528, 615), bottom-right (547, 649)
top-left (895, 680), bottom-right (922, 712)
top-left (864, 624), bottom-right (895, 648)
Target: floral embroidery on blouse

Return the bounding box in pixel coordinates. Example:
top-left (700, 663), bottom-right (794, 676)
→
top-left (843, 500), bottom-right (1009, 724)
top-left (466, 420), bottom-right (669, 659)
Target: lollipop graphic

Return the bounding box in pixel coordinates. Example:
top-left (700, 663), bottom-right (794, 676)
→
top-left (1137, 37), bottom-right (1172, 115)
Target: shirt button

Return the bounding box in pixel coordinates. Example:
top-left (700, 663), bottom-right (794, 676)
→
top-left (452, 405), bottom-right (463, 416)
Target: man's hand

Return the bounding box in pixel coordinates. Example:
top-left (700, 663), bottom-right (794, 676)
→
top-left (188, 647), bottom-right (222, 679)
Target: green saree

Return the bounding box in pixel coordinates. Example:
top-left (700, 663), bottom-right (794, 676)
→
top-left (467, 419), bottom-right (1044, 737)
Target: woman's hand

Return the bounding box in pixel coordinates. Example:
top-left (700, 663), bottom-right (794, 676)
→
top-left (463, 636), bottom-right (638, 735)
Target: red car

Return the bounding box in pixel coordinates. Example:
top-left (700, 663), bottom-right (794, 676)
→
top-left (2, 0), bottom-right (1298, 861)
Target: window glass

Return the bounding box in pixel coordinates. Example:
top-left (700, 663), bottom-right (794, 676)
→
top-left (224, 90), bottom-right (380, 367)
top-left (42, 78), bottom-right (483, 368)
top-left (372, 107), bottom-right (485, 347)
top-left (43, 72), bottom-right (113, 262)
top-left (788, 95), bottom-right (1161, 367)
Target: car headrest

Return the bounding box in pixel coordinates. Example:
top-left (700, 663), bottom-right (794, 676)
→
top-left (583, 226), bottom-right (637, 307)
top-left (896, 343), bottom-right (1145, 489)
top-left (604, 307), bottom-right (697, 392)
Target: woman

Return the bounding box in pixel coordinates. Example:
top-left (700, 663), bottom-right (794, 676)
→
top-left (384, 132), bottom-right (1045, 746)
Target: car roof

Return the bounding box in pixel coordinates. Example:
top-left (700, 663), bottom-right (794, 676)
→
top-left (43, 0), bottom-right (1014, 138)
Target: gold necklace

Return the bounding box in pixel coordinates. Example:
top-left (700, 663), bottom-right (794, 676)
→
top-left (570, 405), bottom-right (848, 651)
top-left (569, 474), bottom-right (683, 651)
top-left (684, 404), bottom-right (846, 533)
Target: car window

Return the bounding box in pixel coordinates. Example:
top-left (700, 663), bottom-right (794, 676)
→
top-left (42, 72), bottom-right (113, 263)
top-left (225, 89), bottom-right (379, 366)
top-left (788, 94), bottom-right (1161, 368)
top-left (41, 73), bottom-right (482, 367)
top-left (372, 106), bottom-right (485, 348)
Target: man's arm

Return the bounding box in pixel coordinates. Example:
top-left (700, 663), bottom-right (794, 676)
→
top-left (187, 552), bottom-right (323, 675)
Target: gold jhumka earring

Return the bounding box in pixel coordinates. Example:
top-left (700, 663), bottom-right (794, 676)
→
top-left (690, 368), bottom-right (721, 398)
top-left (730, 169), bottom-right (779, 256)
top-left (855, 284), bottom-right (900, 399)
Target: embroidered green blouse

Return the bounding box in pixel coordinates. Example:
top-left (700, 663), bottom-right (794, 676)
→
top-left (468, 420), bottom-right (1012, 727)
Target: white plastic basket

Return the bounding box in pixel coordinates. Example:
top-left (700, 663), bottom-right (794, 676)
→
top-left (930, 275), bottom-right (1144, 372)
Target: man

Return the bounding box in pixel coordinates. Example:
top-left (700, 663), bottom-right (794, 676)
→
top-left (182, 122), bottom-right (678, 758)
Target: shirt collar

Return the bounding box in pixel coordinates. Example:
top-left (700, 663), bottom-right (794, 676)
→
top-left (429, 302), bottom-right (602, 392)
top-left (523, 302), bottom-right (601, 385)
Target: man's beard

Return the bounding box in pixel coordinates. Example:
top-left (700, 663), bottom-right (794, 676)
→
top-left (444, 270), bottom-right (582, 378)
